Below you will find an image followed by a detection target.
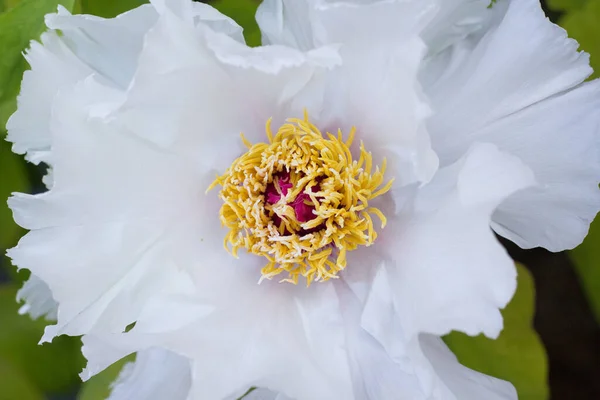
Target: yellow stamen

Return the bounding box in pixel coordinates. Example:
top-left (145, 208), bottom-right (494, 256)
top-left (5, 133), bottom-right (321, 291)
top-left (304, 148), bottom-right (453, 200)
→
top-left (209, 113), bottom-right (394, 285)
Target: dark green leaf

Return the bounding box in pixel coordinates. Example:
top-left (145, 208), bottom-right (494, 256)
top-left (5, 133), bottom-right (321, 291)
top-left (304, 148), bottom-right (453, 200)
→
top-left (0, 0), bottom-right (24, 13)
top-left (570, 220), bottom-right (600, 322)
top-left (0, 57), bottom-right (23, 129)
top-left (444, 264), bottom-right (549, 400)
top-left (0, 284), bottom-right (85, 394)
top-left (560, 0), bottom-right (600, 79)
top-left (559, 0), bottom-right (600, 322)
top-left (547, 0), bottom-right (588, 12)
top-left (0, 357), bottom-right (44, 400)
top-left (0, 138), bottom-right (27, 249)
top-left (238, 387), bottom-right (256, 399)
top-left (77, 0), bottom-right (148, 18)
top-left (211, 0), bottom-right (261, 47)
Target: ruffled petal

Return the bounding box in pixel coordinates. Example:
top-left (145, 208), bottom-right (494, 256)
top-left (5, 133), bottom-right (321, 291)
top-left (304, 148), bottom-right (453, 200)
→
top-left (257, 0), bottom-right (440, 184)
top-left (425, 0), bottom-right (599, 250)
top-left (8, 76), bottom-right (213, 341)
top-left (6, 1), bottom-right (242, 166)
top-left (8, 0), bottom-right (342, 344)
top-left (108, 348), bottom-right (191, 400)
top-left (489, 80), bottom-right (600, 250)
top-left (255, 0), bottom-right (315, 50)
top-left (374, 143), bottom-right (534, 344)
top-left (6, 31), bottom-right (92, 163)
top-left (117, 0), bottom-right (340, 175)
top-left (423, 0), bottom-right (492, 55)
top-left (16, 274), bottom-right (58, 321)
top-left (420, 335), bottom-right (517, 400)
top-left (45, 5), bottom-right (157, 88)
top-left (335, 281), bottom-right (431, 399)
top-left (6, 4), bottom-right (155, 165)
top-left (81, 280), bottom-right (354, 400)
top-left (335, 280), bottom-right (517, 400)
top-left (178, 282), bottom-right (353, 400)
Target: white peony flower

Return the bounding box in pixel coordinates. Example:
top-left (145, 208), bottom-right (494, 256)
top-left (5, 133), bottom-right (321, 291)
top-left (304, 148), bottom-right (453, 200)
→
top-left (6, 0), bottom-right (599, 399)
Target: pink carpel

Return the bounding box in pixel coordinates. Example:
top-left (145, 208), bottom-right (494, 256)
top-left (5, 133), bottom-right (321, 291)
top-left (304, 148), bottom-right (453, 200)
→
top-left (264, 172), bottom-right (323, 233)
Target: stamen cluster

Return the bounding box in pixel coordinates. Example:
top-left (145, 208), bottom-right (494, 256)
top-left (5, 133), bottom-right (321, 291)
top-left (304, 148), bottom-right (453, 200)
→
top-left (209, 114), bottom-right (393, 285)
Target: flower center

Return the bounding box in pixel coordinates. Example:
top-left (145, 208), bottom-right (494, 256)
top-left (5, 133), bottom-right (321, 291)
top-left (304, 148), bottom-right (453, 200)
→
top-left (208, 113), bottom-right (393, 285)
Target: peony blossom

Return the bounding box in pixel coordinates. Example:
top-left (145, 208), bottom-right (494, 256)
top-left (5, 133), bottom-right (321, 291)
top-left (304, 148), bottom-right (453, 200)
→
top-left (6, 0), bottom-right (599, 399)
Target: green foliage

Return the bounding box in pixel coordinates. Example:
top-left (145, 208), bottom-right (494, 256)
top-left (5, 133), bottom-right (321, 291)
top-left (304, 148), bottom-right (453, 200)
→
top-left (445, 265), bottom-right (549, 400)
top-left (76, 0), bottom-right (148, 18)
top-left (559, 0), bottom-right (600, 322)
top-left (77, 356), bottom-right (134, 400)
top-left (559, 0), bottom-right (600, 79)
top-left (547, 0), bottom-right (588, 11)
top-left (212, 0), bottom-right (261, 47)
top-left (0, 357), bottom-right (44, 400)
top-left (571, 221), bottom-right (600, 322)
top-left (0, 284), bottom-right (85, 395)
top-left (238, 387), bottom-right (257, 399)
top-left (0, 139), bottom-right (27, 249)
top-left (0, 0), bottom-right (23, 16)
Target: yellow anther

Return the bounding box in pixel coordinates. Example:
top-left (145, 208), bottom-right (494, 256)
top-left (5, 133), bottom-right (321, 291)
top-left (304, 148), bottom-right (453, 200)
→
top-left (209, 112), bottom-right (393, 285)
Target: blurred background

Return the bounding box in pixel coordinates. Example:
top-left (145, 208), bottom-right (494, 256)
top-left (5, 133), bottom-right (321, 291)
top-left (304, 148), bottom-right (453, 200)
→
top-left (0, 0), bottom-right (599, 399)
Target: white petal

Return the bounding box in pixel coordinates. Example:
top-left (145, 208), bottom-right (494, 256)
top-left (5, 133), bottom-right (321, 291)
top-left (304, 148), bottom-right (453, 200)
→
top-left (6, 32), bottom-right (91, 162)
top-left (180, 282), bottom-right (353, 400)
top-left (427, 0), bottom-right (592, 146)
top-left (489, 81), bottom-right (600, 251)
top-left (380, 143), bottom-right (534, 342)
top-left (81, 335), bottom-right (134, 381)
top-left (150, 0), bottom-right (194, 20)
top-left (257, 0), bottom-right (435, 48)
top-left (108, 348), bottom-right (191, 400)
top-left (189, 1), bottom-right (245, 42)
top-left (424, 0), bottom-right (599, 250)
top-left (153, 0), bottom-right (246, 42)
top-left (258, 0), bottom-right (440, 184)
top-left (423, 0), bottom-right (491, 55)
top-left (335, 281), bottom-right (430, 400)
top-left (6, 4), bottom-right (156, 164)
top-left (8, 77), bottom-right (211, 341)
top-left (81, 280), bottom-right (354, 400)
top-left (337, 279), bottom-right (516, 400)
top-left (45, 5), bottom-right (157, 88)
top-left (420, 335), bottom-right (517, 400)
top-left (16, 274), bottom-right (58, 321)
top-left (256, 0), bottom-right (315, 50)
top-left (116, 0), bottom-right (340, 175)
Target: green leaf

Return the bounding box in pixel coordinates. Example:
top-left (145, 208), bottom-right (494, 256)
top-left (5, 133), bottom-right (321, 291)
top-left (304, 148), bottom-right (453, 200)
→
top-left (0, 138), bottom-right (28, 249)
top-left (559, 0), bottom-right (600, 79)
top-left (238, 387), bottom-right (256, 400)
top-left (547, 0), bottom-right (588, 12)
top-left (444, 264), bottom-right (549, 400)
top-left (77, 0), bottom-right (148, 18)
top-left (0, 0), bottom-right (24, 13)
top-left (570, 220), bottom-right (600, 322)
top-left (78, 356), bottom-right (134, 400)
top-left (0, 0), bottom-right (76, 128)
top-left (211, 0), bottom-right (261, 47)
top-left (0, 57), bottom-right (23, 129)
top-left (0, 357), bottom-right (44, 400)
top-left (560, 0), bottom-right (600, 322)
top-left (0, 284), bottom-right (85, 394)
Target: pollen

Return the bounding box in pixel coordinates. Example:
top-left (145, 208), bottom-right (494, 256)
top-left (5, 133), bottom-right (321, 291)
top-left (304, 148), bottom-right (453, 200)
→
top-left (207, 112), bottom-right (394, 285)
